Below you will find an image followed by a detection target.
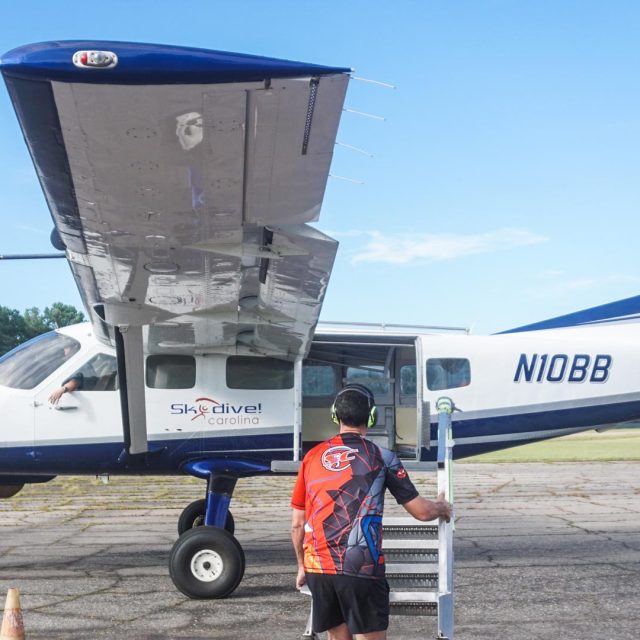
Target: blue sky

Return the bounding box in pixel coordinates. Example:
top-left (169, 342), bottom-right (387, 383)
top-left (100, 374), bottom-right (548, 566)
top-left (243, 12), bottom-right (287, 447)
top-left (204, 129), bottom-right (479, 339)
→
top-left (1, 1), bottom-right (639, 334)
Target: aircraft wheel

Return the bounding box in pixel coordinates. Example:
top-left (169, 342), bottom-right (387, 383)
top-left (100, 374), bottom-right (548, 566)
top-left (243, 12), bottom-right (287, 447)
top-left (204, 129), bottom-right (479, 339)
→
top-left (169, 527), bottom-right (245, 599)
top-left (177, 499), bottom-right (235, 535)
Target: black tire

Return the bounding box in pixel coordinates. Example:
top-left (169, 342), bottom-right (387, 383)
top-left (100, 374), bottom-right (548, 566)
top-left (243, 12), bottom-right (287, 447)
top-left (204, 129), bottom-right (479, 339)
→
top-left (177, 499), bottom-right (235, 536)
top-left (169, 527), bottom-right (245, 599)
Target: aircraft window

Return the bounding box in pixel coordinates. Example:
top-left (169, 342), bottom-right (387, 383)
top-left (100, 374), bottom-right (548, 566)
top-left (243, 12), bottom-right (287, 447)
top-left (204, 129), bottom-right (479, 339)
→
top-left (302, 365), bottom-right (336, 397)
top-left (146, 355), bottom-right (196, 389)
top-left (345, 366), bottom-right (390, 396)
top-left (426, 358), bottom-right (471, 391)
top-left (0, 331), bottom-right (80, 390)
top-left (226, 357), bottom-right (293, 390)
top-left (400, 365), bottom-right (417, 396)
top-left (67, 353), bottom-right (118, 391)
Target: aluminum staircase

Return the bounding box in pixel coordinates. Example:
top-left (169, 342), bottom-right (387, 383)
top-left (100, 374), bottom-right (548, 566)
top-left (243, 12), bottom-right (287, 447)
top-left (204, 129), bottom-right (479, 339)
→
top-left (301, 397), bottom-right (455, 639)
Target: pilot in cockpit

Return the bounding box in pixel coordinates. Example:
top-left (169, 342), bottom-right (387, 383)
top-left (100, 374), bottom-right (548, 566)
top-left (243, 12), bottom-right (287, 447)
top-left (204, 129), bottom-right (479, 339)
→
top-left (48, 344), bottom-right (83, 405)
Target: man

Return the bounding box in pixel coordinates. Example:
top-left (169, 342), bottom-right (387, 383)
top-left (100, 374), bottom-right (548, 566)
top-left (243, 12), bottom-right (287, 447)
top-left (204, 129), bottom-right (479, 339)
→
top-left (291, 384), bottom-right (452, 640)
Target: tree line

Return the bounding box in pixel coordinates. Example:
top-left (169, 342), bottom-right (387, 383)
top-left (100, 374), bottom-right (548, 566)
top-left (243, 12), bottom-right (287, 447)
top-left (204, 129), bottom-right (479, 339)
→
top-left (0, 303), bottom-right (85, 356)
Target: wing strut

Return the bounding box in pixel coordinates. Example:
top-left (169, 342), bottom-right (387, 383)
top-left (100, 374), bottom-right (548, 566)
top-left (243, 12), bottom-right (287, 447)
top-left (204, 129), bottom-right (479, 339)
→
top-left (114, 324), bottom-right (149, 457)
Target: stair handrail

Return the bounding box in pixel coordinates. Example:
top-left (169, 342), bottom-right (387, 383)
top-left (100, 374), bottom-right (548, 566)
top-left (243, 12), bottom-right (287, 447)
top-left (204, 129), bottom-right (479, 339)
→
top-left (435, 396), bottom-right (455, 640)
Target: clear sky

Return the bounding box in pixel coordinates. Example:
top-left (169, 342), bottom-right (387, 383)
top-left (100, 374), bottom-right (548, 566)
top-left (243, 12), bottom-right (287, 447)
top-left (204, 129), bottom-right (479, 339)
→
top-left (1, 1), bottom-right (639, 334)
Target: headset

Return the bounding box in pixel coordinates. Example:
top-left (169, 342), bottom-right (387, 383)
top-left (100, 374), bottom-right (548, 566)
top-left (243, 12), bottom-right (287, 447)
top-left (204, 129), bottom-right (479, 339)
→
top-left (330, 383), bottom-right (377, 428)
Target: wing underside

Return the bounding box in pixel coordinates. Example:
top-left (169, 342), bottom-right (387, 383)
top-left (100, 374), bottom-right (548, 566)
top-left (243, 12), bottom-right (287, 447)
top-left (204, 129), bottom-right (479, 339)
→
top-left (2, 42), bottom-right (349, 360)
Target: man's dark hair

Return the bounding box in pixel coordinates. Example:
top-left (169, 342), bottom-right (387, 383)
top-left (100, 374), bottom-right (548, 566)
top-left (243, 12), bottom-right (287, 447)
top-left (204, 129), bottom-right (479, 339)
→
top-left (334, 387), bottom-right (372, 427)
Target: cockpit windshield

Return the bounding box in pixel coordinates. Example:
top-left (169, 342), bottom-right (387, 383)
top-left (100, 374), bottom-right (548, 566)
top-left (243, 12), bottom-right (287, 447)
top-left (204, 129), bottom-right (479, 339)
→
top-left (0, 331), bottom-right (81, 390)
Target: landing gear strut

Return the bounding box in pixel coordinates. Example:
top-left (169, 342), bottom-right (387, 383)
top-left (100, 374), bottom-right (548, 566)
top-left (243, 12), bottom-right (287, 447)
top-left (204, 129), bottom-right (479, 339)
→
top-left (169, 459), bottom-right (269, 599)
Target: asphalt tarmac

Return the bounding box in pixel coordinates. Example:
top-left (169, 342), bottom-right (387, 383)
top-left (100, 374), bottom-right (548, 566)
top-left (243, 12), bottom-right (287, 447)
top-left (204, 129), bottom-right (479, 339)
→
top-left (0, 462), bottom-right (638, 640)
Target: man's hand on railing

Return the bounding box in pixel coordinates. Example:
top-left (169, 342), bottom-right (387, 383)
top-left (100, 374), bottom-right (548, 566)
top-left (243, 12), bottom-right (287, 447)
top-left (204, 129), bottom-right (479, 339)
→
top-left (402, 491), bottom-right (453, 522)
top-left (435, 491), bottom-right (453, 523)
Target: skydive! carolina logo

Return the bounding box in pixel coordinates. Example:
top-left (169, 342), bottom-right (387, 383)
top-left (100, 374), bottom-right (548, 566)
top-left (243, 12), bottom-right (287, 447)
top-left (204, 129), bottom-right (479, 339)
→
top-left (322, 445), bottom-right (359, 472)
top-left (170, 397), bottom-right (262, 425)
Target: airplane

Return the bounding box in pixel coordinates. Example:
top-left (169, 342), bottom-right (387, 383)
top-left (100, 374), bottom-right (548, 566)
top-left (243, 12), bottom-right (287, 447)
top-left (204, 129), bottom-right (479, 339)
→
top-left (1, 40), bottom-right (640, 600)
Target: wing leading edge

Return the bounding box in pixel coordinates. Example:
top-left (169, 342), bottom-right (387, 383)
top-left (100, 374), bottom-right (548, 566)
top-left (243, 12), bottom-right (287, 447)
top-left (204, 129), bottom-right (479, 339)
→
top-left (1, 41), bottom-right (349, 360)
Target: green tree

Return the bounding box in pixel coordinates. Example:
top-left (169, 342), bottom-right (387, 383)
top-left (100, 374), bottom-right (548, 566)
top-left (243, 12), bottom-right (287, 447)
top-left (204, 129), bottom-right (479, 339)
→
top-left (23, 306), bottom-right (50, 340)
top-left (0, 306), bottom-right (27, 355)
top-left (0, 303), bottom-right (85, 356)
top-left (43, 303), bottom-right (85, 329)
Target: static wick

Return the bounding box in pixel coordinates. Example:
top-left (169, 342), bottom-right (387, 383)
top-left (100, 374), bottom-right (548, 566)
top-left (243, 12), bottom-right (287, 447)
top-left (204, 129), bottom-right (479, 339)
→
top-left (343, 108), bottom-right (386, 121)
top-left (329, 174), bottom-right (365, 185)
top-left (335, 142), bottom-right (374, 158)
top-left (352, 75), bottom-right (397, 90)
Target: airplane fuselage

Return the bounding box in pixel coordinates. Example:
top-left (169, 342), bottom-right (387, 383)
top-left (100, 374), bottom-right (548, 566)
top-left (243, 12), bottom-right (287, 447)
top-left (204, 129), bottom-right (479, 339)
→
top-left (0, 320), bottom-right (638, 482)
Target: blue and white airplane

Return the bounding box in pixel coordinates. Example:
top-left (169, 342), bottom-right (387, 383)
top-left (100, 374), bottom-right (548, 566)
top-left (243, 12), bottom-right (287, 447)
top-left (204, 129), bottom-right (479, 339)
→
top-left (1, 41), bottom-right (639, 600)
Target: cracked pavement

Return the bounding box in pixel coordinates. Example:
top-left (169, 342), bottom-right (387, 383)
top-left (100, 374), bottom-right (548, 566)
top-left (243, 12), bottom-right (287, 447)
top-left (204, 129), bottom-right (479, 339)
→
top-left (0, 462), bottom-right (638, 639)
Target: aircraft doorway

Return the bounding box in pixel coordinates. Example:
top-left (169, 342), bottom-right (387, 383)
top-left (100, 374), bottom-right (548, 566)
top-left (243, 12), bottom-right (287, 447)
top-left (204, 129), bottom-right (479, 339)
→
top-left (301, 327), bottom-right (421, 458)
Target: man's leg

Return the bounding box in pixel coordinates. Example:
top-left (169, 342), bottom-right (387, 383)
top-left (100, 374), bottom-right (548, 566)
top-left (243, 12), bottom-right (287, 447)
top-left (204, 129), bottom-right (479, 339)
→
top-left (327, 623), bottom-right (352, 640)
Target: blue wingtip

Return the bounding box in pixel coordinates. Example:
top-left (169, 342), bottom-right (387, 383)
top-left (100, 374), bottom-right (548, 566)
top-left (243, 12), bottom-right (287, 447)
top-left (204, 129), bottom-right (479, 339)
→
top-left (1, 40), bottom-right (351, 85)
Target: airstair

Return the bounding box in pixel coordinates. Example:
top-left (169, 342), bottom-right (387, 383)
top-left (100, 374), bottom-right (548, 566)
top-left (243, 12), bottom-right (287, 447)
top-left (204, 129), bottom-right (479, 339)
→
top-left (300, 397), bottom-right (455, 640)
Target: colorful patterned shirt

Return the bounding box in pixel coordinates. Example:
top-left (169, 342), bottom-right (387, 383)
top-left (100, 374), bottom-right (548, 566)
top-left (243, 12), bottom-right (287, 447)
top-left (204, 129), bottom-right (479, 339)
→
top-left (291, 432), bottom-right (419, 579)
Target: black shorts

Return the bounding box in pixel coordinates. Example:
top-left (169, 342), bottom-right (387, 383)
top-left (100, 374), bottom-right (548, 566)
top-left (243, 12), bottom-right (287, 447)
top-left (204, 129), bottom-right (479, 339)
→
top-left (305, 573), bottom-right (390, 634)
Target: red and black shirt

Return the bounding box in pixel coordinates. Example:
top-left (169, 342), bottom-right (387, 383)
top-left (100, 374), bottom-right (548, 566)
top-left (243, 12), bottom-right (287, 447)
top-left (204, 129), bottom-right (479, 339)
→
top-left (291, 432), bottom-right (418, 579)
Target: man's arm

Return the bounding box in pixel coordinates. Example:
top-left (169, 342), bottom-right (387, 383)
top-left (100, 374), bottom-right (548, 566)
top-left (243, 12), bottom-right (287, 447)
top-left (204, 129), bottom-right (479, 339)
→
top-left (291, 507), bottom-right (306, 589)
top-left (402, 491), bottom-right (452, 522)
top-left (48, 377), bottom-right (81, 405)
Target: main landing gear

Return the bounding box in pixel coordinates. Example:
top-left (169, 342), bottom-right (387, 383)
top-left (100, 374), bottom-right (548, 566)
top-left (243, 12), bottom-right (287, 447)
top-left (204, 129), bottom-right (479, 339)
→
top-left (169, 459), bottom-right (269, 599)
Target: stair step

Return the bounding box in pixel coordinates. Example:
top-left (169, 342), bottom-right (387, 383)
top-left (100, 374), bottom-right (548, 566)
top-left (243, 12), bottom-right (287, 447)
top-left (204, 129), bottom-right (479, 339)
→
top-left (384, 551), bottom-right (439, 564)
top-left (386, 562), bottom-right (438, 574)
top-left (391, 591), bottom-right (438, 603)
top-left (382, 538), bottom-right (439, 550)
top-left (390, 590), bottom-right (439, 616)
top-left (383, 517), bottom-right (438, 527)
top-left (383, 525), bottom-right (439, 538)
top-left (388, 575), bottom-right (438, 589)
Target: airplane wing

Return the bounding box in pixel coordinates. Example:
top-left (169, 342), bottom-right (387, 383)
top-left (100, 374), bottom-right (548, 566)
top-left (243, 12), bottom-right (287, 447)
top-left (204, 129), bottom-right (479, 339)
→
top-left (1, 41), bottom-right (350, 457)
top-left (0, 41), bottom-right (349, 359)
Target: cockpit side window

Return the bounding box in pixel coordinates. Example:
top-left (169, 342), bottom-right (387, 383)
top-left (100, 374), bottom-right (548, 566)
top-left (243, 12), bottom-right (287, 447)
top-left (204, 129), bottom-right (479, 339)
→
top-left (0, 331), bottom-right (81, 390)
top-left (66, 353), bottom-right (119, 391)
top-left (146, 355), bottom-right (196, 389)
top-left (226, 356), bottom-right (293, 390)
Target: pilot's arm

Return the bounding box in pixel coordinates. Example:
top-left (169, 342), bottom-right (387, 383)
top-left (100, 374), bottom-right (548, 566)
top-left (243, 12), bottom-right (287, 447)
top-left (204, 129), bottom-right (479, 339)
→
top-left (48, 375), bottom-right (82, 405)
